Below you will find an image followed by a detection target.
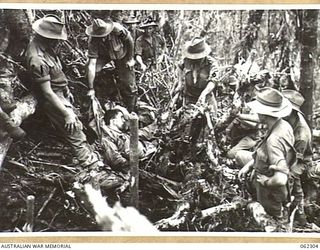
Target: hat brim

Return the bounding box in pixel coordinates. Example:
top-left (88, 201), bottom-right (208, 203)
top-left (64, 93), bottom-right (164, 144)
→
top-left (123, 20), bottom-right (141, 24)
top-left (182, 42), bottom-right (211, 60)
top-left (247, 97), bottom-right (292, 118)
top-left (140, 23), bottom-right (158, 28)
top-left (85, 23), bottom-right (114, 37)
top-left (32, 19), bottom-right (67, 40)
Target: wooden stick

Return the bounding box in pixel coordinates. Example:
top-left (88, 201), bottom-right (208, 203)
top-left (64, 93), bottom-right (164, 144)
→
top-left (37, 188), bottom-right (57, 218)
top-left (140, 169), bottom-right (180, 187)
top-left (129, 113), bottom-right (139, 209)
top-left (29, 159), bottom-right (76, 173)
top-left (6, 159), bottom-right (29, 172)
top-left (23, 195), bottom-right (35, 232)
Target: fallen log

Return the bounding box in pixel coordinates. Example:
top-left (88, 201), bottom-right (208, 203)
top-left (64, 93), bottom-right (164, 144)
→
top-left (201, 198), bottom-right (248, 218)
top-left (155, 199), bottom-right (249, 230)
top-left (0, 94), bottom-right (37, 169)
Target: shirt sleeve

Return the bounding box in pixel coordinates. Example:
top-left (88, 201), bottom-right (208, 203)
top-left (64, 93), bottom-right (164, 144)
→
top-left (29, 57), bottom-right (51, 84)
top-left (101, 137), bottom-right (128, 169)
top-left (87, 37), bottom-right (100, 58)
top-left (294, 126), bottom-right (309, 160)
top-left (267, 135), bottom-right (289, 174)
top-left (112, 22), bottom-right (130, 41)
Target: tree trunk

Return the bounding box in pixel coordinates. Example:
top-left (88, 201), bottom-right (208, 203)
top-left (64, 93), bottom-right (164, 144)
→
top-left (235, 10), bottom-right (264, 62)
top-left (155, 199), bottom-right (248, 230)
top-left (244, 10), bottom-right (264, 54)
top-left (299, 10), bottom-right (318, 129)
top-left (0, 9), bottom-right (35, 169)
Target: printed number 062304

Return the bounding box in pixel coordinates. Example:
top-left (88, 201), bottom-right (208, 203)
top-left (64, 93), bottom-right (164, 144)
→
top-left (300, 244), bottom-right (319, 248)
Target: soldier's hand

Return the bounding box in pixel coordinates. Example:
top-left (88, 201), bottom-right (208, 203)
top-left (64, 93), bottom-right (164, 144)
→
top-left (256, 174), bottom-right (269, 186)
top-left (65, 110), bottom-right (80, 134)
top-left (87, 89), bottom-right (95, 100)
top-left (141, 63), bottom-right (147, 72)
top-left (238, 165), bottom-right (250, 181)
top-left (126, 59), bottom-right (135, 69)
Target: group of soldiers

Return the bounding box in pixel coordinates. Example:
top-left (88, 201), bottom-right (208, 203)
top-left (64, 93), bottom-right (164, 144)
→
top-left (0, 10), bottom-right (319, 228)
top-left (5, 11), bottom-right (173, 172)
top-left (235, 88), bottom-right (316, 226)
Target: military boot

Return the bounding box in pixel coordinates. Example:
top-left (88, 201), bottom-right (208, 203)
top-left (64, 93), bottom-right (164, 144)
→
top-left (0, 111), bottom-right (26, 140)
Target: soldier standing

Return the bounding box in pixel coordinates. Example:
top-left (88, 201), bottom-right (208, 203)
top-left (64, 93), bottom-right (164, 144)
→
top-left (86, 18), bottom-right (137, 112)
top-left (23, 15), bottom-right (102, 170)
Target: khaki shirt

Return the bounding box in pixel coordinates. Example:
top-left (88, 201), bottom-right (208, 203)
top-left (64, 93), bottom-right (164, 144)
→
top-left (179, 56), bottom-right (218, 104)
top-left (254, 119), bottom-right (295, 177)
top-left (101, 125), bottom-right (145, 169)
top-left (24, 37), bottom-right (68, 94)
top-left (88, 22), bottom-right (130, 64)
top-left (135, 33), bottom-right (165, 63)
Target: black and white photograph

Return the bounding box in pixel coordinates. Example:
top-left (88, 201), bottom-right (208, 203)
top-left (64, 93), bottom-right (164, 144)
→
top-left (0, 4), bottom-right (320, 235)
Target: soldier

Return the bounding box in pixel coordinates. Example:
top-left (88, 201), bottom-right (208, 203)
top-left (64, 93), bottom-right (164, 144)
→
top-left (238, 87), bottom-right (295, 221)
top-left (86, 18), bottom-right (137, 112)
top-left (101, 106), bottom-right (156, 173)
top-left (122, 13), bottom-right (141, 44)
top-left (226, 112), bottom-right (263, 167)
top-left (135, 18), bottom-right (166, 73)
top-left (178, 37), bottom-right (217, 107)
top-left (23, 15), bottom-right (102, 171)
top-left (110, 10), bottom-right (124, 23)
top-left (282, 89), bottom-right (313, 226)
top-left (176, 37), bottom-right (218, 152)
top-left (162, 10), bottom-right (176, 51)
